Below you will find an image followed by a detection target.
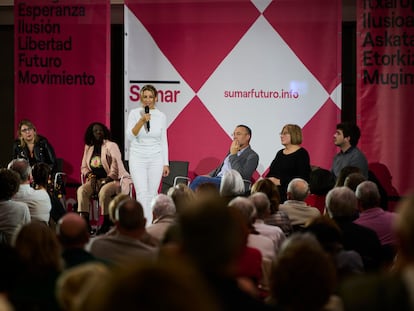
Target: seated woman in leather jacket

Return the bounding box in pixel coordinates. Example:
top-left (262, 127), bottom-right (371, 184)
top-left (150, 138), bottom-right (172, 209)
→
top-left (13, 119), bottom-right (57, 173)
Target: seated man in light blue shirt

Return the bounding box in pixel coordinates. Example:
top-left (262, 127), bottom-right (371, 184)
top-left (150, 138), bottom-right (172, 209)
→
top-left (190, 125), bottom-right (259, 191)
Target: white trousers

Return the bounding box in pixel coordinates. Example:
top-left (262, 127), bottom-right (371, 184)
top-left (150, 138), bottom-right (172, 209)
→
top-left (129, 150), bottom-right (163, 225)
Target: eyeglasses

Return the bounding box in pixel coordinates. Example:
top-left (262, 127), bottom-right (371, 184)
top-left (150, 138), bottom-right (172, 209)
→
top-left (279, 132), bottom-right (290, 136)
top-left (21, 128), bottom-right (33, 133)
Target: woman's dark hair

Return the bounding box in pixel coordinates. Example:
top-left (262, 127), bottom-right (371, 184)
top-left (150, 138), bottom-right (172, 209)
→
top-left (84, 122), bottom-right (111, 146)
top-left (250, 178), bottom-right (281, 213)
top-left (309, 168), bottom-right (335, 195)
top-left (0, 169), bottom-right (20, 200)
top-left (32, 162), bottom-right (51, 189)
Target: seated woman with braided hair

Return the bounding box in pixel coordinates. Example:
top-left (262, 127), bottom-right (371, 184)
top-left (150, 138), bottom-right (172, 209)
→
top-left (77, 122), bottom-right (131, 235)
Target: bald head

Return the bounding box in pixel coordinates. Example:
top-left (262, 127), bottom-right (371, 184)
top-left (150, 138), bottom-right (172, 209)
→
top-left (287, 178), bottom-right (310, 201)
top-left (57, 212), bottom-right (89, 247)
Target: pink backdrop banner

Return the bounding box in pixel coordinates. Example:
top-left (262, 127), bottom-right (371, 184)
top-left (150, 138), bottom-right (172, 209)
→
top-left (357, 0), bottom-right (414, 195)
top-left (14, 0), bottom-right (110, 203)
top-left (124, 0), bottom-right (341, 181)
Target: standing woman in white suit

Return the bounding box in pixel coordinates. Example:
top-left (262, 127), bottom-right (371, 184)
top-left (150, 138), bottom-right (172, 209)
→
top-left (126, 85), bottom-right (170, 225)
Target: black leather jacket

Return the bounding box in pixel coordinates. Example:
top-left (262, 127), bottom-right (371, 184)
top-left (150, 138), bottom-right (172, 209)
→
top-left (12, 135), bottom-right (57, 172)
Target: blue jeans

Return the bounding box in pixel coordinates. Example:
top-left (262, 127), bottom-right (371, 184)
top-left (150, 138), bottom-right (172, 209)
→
top-left (189, 176), bottom-right (221, 191)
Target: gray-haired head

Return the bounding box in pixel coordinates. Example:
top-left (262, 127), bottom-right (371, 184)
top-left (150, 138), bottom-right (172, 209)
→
top-left (7, 158), bottom-right (31, 182)
top-left (355, 181), bottom-right (381, 210)
top-left (249, 192), bottom-right (271, 219)
top-left (228, 196), bottom-right (256, 226)
top-left (151, 193), bottom-right (176, 219)
top-left (325, 186), bottom-right (358, 219)
top-left (287, 178), bottom-right (310, 201)
top-left (220, 169), bottom-right (245, 197)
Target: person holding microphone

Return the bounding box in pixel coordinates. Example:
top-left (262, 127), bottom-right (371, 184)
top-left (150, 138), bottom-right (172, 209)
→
top-left (126, 85), bottom-right (170, 225)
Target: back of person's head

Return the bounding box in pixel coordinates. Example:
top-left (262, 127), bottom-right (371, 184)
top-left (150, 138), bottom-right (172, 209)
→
top-left (336, 122), bottom-right (361, 146)
top-left (56, 262), bottom-right (111, 311)
top-left (84, 122), bottom-right (111, 146)
top-left (220, 169), bottom-right (245, 197)
top-left (108, 193), bottom-right (131, 223)
top-left (249, 192), bottom-right (271, 220)
top-left (355, 181), bottom-right (381, 210)
top-left (394, 194), bottom-right (414, 267)
top-left (32, 162), bottom-right (51, 189)
top-left (7, 158), bottom-right (31, 182)
top-left (228, 196), bottom-right (257, 227)
top-left (178, 197), bottom-right (246, 277)
top-left (335, 166), bottom-right (361, 187)
top-left (13, 221), bottom-right (62, 275)
top-left (151, 193), bottom-right (176, 219)
top-left (167, 183), bottom-right (195, 214)
top-left (115, 199), bottom-right (146, 231)
top-left (309, 168), bottom-right (335, 195)
top-left (270, 233), bottom-right (336, 311)
top-left (344, 172), bottom-right (367, 192)
top-left (305, 216), bottom-right (344, 254)
top-left (56, 212), bottom-right (90, 248)
top-left (325, 186), bottom-right (358, 219)
top-left (281, 124), bottom-right (303, 145)
top-left (250, 178), bottom-right (281, 213)
top-left (0, 168), bottom-right (20, 200)
top-left (194, 182), bottom-right (220, 201)
top-left (287, 178), bottom-right (310, 201)
top-left (76, 259), bottom-right (219, 311)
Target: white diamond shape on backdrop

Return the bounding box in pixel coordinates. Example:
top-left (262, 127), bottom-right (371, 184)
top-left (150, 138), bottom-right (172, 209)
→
top-left (124, 6), bottom-right (195, 127)
top-left (198, 16), bottom-right (329, 174)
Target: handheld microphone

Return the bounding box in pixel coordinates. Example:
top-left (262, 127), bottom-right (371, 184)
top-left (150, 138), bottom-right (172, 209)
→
top-left (144, 106), bottom-right (150, 131)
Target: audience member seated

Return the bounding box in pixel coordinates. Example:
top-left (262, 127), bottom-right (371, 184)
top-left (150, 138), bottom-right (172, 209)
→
top-left (76, 258), bottom-right (220, 311)
top-left (56, 212), bottom-right (108, 269)
top-left (32, 162), bottom-right (66, 228)
top-left (228, 196), bottom-right (276, 261)
top-left (250, 178), bottom-right (292, 236)
top-left (278, 178), bottom-right (320, 231)
top-left (249, 192), bottom-right (286, 254)
top-left (0, 168), bottom-right (30, 245)
top-left (268, 233), bottom-right (339, 311)
top-left (306, 216), bottom-right (364, 282)
top-left (166, 183), bottom-right (196, 214)
top-left (10, 221), bottom-right (62, 311)
top-left (355, 181), bottom-right (396, 246)
top-left (193, 182), bottom-right (220, 201)
top-left (146, 194), bottom-right (176, 242)
top-left (178, 197), bottom-right (273, 310)
top-left (335, 166), bottom-right (361, 187)
top-left (89, 198), bottom-right (158, 265)
top-left (55, 262), bottom-right (111, 311)
top-left (305, 167), bottom-right (336, 214)
top-left (77, 122), bottom-right (132, 235)
top-left (8, 158), bottom-right (51, 224)
top-left (339, 194), bottom-right (414, 311)
top-left (354, 181), bottom-right (397, 266)
top-left (343, 172), bottom-right (366, 192)
top-left (220, 169), bottom-right (247, 203)
top-left (106, 193), bottom-right (159, 248)
top-left (189, 125), bottom-right (259, 191)
top-left (325, 186), bottom-right (383, 272)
